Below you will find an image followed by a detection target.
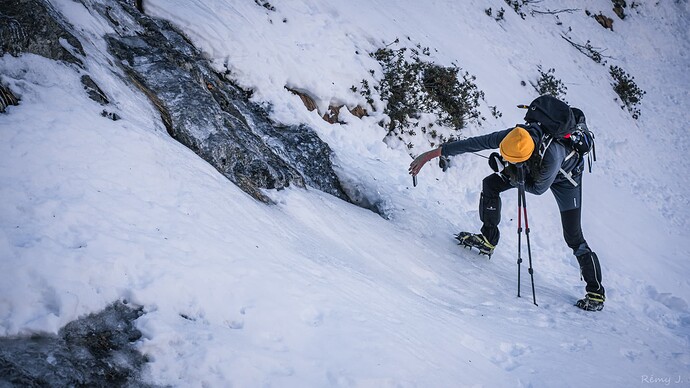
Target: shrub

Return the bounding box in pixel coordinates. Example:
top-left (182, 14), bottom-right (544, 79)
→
top-left (612, 0), bottom-right (626, 19)
top-left (609, 65), bottom-right (645, 119)
top-left (505, 0), bottom-right (528, 19)
top-left (485, 7), bottom-right (506, 21)
top-left (561, 35), bottom-right (612, 65)
top-left (254, 0), bottom-right (275, 11)
top-left (535, 66), bottom-right (567, 100)
top-left (422, 64), bottom-right (484, 129)
top-left (354, 43), bottom-right (485, 150)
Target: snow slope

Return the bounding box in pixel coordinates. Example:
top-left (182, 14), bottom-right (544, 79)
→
top-left (1, 0), bottom-right (689, 387)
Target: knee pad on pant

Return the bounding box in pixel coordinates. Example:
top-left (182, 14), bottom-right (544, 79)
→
top-left (479, 193), bottom-right (501, 226)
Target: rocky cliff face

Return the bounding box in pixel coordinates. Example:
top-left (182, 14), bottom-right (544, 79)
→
top-left (0, 0), bottom-right (353, 383)
top-left (0, 0), bottom-right (350, 204)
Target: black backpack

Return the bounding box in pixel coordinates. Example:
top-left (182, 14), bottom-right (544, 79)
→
top-left (568, 107), bottom-right (596, 172)
top-left (522, 95), bottom-right (596, 173)
top-left (523, 95), bottom-right (574, 138)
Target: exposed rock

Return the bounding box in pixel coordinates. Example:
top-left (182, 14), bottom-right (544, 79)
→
top-left (348, 105), bottom-right (368, 118)
top-left (287, 87), bottom-right (368, 123)
top-left (1, 0), bottom-right (351, 204)
top-left (286, 87), bottom-right (318, 112)
top-left (594, 13), bottom-right (614, 30)
top-left (0, 84), bottom-right (20, 113)
top-left (96, 0), bottom-right (349, 203)
top-left (323, 104), bottom-right (368, 123)
top-left (82, 75), bottom-right (110, 105)
top-left (0, 301), bottom-right (154, 387)
top-left (0, 0), bottom-right (84, 66)
top-left (323, 104), bottom-right (342, 124)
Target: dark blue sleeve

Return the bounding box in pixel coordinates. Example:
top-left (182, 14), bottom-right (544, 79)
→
top-left (440, 128), bottom-right (513, 157)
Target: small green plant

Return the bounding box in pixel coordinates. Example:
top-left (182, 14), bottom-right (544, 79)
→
top-left (612, 0), bottom-right (627, 19)
top-left (354, 42), bottom-right (486, 151)
top-left (485, 7), bottom-right (506, 21)
top-left (609, 65), bottom-right (645, 119)
top-left (490, 105), bottom-right (503, 119)
top-left (582, 41), bottom-right (607, 64)
top-left (356, 79), bottom-right (375, 107)
top-left (535, 66), bottom-right (567, 100)
top-left (562, 35), bottom-right (611, 65)
top-left (254, 0), bottom-right (275, 11)
top-left (505, 0), bottom-right (528, 19)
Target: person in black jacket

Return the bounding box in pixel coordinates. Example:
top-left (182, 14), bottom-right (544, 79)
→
top-left (408, 95), bottom-right (605, 311)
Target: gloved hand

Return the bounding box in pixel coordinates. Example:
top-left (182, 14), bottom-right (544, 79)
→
top-left (439, 155), bottom-right (450, 172)
top-left (488, 152), bottom-right (506, 173)
top-left (409, 148), bottom-right (442, 176)
top-left (502, 164), bottom-right (519, 187)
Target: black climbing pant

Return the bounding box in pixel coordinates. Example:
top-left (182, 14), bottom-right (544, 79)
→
top-left (478, 172), bottom-right (604, 296)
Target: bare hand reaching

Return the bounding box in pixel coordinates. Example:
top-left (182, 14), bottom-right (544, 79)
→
top-left (408, 148), bottom-right (442, 176)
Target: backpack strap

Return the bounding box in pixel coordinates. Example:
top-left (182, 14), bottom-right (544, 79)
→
top-left (564, 149), bottom-right (577, 162)
top-left (538, 134), bottom-right (554, 162)
top-left (587, 141), bottom-right (596, 173)
top-left (559, 167), bottom-right (579, 187)
top-left (545, 137), bottom-right (582, 187)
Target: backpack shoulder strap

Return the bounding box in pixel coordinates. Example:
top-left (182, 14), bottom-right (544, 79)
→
top-left (538, 135), bottom-right (554, 161)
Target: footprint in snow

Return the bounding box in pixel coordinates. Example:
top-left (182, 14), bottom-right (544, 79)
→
top-left (300, 307), bottom-right (324, 327)
top-left (491, 342), bottom-right (531, 371)
top-left (560, 338), bottom-right (592, 352)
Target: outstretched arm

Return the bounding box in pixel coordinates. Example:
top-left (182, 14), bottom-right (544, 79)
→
top-left (408, 148), bottom-right (442, 176)
top-left (409, 128), bottom-right (513, 177)
top-left (441, 128), bottom-right (513, 157)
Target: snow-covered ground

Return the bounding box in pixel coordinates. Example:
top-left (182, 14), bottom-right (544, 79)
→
top-left (1, 0), bottom-right (689, 386)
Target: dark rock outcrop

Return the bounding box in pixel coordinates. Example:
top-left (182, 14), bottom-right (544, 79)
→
top-left (0, 0), bottom-right (351, 204)
top-left (96, 0), bottom-right (350, 203)
top-left (0, 0), bottom-right (84, 66)
top-left (0, 302), bottom-right (153, 387)
top-left (0, 84), bottom-right (19, 113)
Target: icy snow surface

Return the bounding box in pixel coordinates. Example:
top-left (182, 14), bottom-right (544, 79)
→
top-left (1, 0), bottom-right (689, 387)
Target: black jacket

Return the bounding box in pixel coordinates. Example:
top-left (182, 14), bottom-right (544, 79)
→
top-left (440, 124), bottom-right (581, 195)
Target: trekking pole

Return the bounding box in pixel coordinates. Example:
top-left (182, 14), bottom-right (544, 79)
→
top-left (516, 164), bottom-right (524, 299)
top-left (516, 164), bottom-right (538, 306)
